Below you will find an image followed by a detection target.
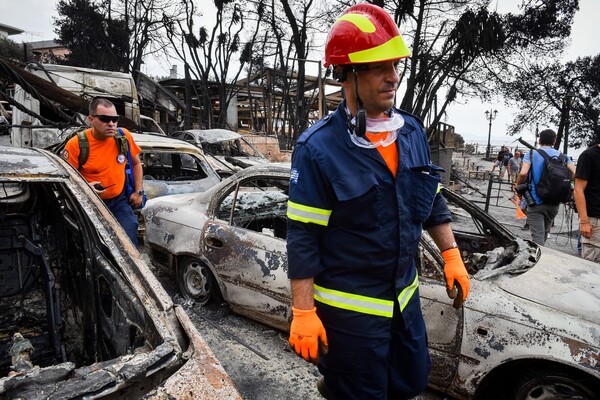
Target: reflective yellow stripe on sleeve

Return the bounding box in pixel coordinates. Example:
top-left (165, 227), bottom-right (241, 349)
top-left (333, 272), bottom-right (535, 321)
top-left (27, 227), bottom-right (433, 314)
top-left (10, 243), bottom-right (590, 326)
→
top-left (314, 284), bottom-right (394, 318)
top-left (287, 201), bottom-right (332, 226)
top-left (436, 183), bottom-right (441, 194)
top-left (398, 273), bottom-right (419, 312)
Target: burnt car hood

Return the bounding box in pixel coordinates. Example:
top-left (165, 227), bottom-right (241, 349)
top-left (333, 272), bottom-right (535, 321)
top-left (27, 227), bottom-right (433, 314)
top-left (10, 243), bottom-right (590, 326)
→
top-left (495, 245), bottom-right (600, 325)
top-left (143, 192), bottom-right (210, 228)
top-left (144, 179), bottom-right (220, 200)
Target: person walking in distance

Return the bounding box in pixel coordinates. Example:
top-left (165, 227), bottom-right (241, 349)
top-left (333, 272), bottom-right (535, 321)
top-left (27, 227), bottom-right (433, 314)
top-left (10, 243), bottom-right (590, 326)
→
top-left (285, 4), bottom-right (470, 399)
top-left (61, 97), bottom-right (144, 246)
top-left (499, 146), bottom-right (513, 181)
top-left (574, 142), bottom-right (600, 262)
top-left (515, 129), bottom-right (575, 246)
top-left (508, 150), bottom-right (522, 188)
top-left (491, 145), bottom-right (507, 176)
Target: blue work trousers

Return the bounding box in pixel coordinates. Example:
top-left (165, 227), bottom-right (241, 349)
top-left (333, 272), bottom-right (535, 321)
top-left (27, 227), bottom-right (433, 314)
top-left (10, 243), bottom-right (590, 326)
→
top-left (318, 293), bottom-right (431, 399)
top-left (104, 190), bottom-right (139, 247)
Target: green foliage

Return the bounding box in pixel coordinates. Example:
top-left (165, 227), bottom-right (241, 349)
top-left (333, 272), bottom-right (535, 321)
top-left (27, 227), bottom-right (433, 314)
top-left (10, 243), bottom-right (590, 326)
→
top-left (54, 0), bottom-right (128, 71)
top-left (453, 132), bottom-right (465, 148)
top-left (45, 0), bottom-right (586, 144)
top-left (0, 37), bottom-right (24, 62)
top-left (393, 0), bottom-right (580, 136)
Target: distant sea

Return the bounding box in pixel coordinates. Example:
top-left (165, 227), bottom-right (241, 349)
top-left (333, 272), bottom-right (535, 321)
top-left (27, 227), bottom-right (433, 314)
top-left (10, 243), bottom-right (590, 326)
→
top-left (464, 141), bottom-right (588, 162)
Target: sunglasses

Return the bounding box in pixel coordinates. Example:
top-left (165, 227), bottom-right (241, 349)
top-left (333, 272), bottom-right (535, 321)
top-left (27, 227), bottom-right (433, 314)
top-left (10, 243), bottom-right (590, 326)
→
top-left (354, 61), bottom-right (401, 74)
top-left (92, 114), bottom-right (120, 123)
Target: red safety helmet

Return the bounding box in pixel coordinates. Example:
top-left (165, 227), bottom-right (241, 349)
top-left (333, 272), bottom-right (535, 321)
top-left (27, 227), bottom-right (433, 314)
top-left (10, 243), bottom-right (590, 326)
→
top-left (324, 3), bottom-right (411, 68)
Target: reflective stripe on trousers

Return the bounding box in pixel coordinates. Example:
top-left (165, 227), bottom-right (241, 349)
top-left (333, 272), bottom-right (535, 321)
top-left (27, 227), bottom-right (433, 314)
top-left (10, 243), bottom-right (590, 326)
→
top-left (314, 273), bottom-right (419, 317)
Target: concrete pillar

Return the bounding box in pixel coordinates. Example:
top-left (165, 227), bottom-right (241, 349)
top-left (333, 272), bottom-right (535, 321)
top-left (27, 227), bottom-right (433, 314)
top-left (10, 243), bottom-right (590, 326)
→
top-left (227, 94), bottom-right (238, 131)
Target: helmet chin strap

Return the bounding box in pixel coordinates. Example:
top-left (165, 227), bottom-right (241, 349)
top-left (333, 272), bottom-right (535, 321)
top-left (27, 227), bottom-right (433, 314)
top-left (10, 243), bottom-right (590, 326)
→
top-left (352, 69), bottom-right (367, 137)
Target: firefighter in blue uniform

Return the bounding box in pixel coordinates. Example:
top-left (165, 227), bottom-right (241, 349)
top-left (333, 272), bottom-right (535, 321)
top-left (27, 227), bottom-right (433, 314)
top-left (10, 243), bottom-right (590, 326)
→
top-left (286, 4), bottom-right (471, 399)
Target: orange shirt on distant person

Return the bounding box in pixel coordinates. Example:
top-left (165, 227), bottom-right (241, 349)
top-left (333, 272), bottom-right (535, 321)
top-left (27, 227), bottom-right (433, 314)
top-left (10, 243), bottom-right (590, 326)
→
top-left (62, 128), bottom-right (141, 200)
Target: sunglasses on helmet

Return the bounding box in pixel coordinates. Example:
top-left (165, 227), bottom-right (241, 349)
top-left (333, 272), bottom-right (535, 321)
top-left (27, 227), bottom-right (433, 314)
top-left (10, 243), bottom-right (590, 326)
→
top-left (92, 114), bottom-right (120, 123)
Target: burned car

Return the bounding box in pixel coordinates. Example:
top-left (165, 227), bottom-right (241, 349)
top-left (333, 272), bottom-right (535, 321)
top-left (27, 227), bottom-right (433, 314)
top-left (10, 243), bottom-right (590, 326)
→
top-left (171, 129), bottom-right (270, 178)
top-left (143, 166), bottom-right (290, 328)
top-left (132, 132), bottom-right (221, 200)
top-left (0, 146), bottom-right (240, 399)
top-left (142, 165), bottom-right (600, 400)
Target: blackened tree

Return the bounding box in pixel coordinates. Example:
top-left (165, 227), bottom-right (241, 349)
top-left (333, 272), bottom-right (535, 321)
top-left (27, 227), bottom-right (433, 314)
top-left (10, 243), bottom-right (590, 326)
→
top-left (165, 0), bottom-right (264, 128)
top-left (104, 0), bottom-right (184, 77)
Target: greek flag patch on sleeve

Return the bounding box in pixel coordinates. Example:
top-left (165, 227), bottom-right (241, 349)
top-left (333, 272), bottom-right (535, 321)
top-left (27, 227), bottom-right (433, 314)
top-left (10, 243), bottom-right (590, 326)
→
top-left (290, 168), bottom-right (300, 184)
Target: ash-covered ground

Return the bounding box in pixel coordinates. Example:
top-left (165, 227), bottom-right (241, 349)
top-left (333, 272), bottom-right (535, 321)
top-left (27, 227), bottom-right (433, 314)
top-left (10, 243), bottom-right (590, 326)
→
top-left (149, 265), bottom-right (325, 400)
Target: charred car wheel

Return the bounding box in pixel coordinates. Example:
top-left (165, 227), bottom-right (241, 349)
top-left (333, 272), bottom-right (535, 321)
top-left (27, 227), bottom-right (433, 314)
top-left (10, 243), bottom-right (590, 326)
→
top-left (177, 257), bottom-right (219, 305)
top-left (511, 369), bottom-right (599, 400)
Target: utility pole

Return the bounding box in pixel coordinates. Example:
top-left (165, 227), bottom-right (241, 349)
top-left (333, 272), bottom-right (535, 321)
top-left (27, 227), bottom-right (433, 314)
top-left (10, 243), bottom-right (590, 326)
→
top-left (563, 92), bottom-right (575, 155)
top-left (184, 63), bottom-right (193, 130)
top-left (484, 109), bottom-right (498, 159)
top-left (555, 91), bottom-right (576, 152)
top-left (288, 57), bottom-right (325, 119)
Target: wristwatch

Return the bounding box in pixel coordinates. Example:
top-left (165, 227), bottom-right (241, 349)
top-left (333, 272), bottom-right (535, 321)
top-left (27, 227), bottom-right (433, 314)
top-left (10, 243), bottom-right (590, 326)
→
top-left (442, 241), bottom-right (458, 252)
top-left (137, 188), bottom-right (145, 195)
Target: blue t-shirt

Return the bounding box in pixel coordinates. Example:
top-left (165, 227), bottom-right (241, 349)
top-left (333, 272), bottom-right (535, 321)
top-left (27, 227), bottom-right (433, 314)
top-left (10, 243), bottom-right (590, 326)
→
top-left (523, 146), bottom-right (573, 204)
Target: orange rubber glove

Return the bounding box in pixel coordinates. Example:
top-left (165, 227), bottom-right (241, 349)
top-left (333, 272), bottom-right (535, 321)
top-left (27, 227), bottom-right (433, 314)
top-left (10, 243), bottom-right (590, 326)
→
top-left (289, 306), bottom-right (328, 365)
top-left (442, 247), bottom-right (470, 309)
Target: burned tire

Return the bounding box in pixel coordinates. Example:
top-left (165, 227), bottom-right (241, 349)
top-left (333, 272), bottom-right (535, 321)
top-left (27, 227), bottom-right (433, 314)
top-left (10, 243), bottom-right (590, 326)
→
top-left (177, 257), bottom-right (219, 305)
top-left (510, 368), bottom-right (599, 400)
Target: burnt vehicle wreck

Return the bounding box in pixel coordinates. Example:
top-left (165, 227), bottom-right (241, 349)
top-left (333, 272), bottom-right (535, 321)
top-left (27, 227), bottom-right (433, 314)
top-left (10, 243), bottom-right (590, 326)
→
top-left (0, 146), bottom-right (240, 399)
top-left (143, 165), bottom-right (600, 400)
top-left (171, 129), bottom-right (271, 178)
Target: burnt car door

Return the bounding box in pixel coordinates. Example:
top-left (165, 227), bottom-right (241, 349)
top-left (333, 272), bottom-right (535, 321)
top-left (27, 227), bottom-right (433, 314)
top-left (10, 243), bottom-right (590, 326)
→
top-left (202, 175), bottom-right (291, 330)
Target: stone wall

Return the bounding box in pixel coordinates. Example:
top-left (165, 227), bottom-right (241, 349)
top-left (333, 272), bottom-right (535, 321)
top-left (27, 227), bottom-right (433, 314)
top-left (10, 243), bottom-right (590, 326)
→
top-left (243, 134), bottom-right (291, 163)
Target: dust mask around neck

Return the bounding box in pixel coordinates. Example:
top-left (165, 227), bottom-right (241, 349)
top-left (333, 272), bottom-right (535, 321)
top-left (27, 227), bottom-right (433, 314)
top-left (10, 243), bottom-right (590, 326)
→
top-left (347, 108), bottom-right (404, 148)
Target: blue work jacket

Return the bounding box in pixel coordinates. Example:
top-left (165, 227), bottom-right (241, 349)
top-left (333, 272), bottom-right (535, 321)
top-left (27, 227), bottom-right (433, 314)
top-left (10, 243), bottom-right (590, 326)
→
top-left (287, 102), bottom-right (451, 334)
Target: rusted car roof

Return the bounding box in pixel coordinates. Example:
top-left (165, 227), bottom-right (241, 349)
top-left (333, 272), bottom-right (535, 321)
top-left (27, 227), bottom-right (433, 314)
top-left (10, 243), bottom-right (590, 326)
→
top-left (183, 128), bottom-right (242, 144)
top-left (0, 146), bottom-right (71, 179)
top-left (170, 129), bottom-right (270, 178)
